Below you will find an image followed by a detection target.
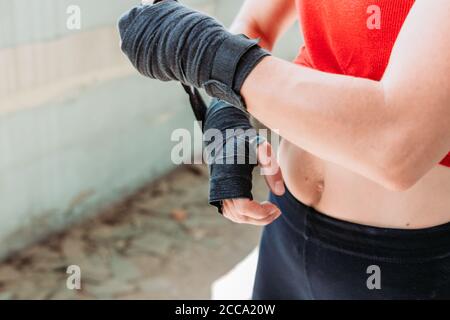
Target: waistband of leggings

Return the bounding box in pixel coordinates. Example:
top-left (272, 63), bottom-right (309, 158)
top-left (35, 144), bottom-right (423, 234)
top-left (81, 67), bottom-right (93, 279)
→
top-left (271, 186), bottom-right (450, 262)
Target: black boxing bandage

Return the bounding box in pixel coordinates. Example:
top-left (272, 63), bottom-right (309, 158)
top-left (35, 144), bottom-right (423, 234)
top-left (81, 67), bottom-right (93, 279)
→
top-left (204, 99), bottom-right (264, 212)
top-left (118, 0), bottom-right (270, 110)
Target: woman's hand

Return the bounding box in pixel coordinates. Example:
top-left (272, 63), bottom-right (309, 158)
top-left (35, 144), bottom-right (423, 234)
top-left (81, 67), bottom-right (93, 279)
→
top-left (222, 141), bottom-right (284, 226)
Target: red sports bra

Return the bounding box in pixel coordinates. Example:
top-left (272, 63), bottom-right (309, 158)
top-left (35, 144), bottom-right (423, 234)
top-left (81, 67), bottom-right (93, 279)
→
top-left (294, 0), bottom-right (450, 167)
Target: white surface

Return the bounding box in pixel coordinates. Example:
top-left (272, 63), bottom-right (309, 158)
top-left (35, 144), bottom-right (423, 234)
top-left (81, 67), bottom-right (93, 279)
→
top-left (211, 247), bottom-right (259, 300)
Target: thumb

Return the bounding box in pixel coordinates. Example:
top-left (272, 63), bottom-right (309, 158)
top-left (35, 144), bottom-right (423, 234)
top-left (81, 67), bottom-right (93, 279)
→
top-left (257, 141), bottom-right (285, 196)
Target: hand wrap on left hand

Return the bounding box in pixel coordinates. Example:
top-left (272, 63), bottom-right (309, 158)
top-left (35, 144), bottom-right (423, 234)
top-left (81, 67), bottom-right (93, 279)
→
top-left (118, 0), bottom-right (270, 110)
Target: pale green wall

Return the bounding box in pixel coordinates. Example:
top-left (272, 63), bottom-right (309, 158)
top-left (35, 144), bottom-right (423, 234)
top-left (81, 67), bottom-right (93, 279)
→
top-left (0, 0), bottom-right (301, 53)
top-left (0, 77), bottom-right (193, 258)
top-left (0, 0), bottom-right (302, 260)
top-left (0, 0), bottom-right (139, 48)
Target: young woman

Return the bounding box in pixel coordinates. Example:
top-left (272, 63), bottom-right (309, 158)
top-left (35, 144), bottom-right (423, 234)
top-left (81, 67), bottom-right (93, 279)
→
top-left (125, 0), bottom-right (450, 299)
top-left (222, 0), bottom-right (450, 299)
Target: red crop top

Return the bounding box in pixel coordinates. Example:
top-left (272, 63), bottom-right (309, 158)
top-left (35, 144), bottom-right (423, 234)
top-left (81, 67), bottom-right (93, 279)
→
top-left (294, 0), bottom-right (450, 167)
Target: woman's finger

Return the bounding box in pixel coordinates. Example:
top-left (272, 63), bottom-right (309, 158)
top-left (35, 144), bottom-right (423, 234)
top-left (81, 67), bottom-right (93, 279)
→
top-left (233, 198), bottom-right (280, 220)
top-left (257, 141), bottom-right (285, 195)
top-left (235, 203), bottom-right (282, 226)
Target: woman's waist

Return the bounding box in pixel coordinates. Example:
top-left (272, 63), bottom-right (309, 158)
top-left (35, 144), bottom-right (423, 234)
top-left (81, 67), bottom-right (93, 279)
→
top-left (269, 186), bottom-right (450, 262)
top-left (279, 141), bottom-right (450, 229)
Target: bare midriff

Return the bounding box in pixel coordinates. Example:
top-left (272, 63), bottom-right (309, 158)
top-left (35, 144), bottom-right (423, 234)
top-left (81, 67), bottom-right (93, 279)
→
top-left (280, 139), bottom-right (450, 229)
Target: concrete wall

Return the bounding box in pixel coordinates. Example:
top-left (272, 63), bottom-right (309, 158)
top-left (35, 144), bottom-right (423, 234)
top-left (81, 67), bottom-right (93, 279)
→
top-left (0, 0), bottom-right (302, 260)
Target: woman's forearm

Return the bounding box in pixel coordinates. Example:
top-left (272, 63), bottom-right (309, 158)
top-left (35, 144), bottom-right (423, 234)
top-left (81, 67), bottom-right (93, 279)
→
top-left (242, 56), bottom-right (448, 191)
top-left (242, 57), bottom-right (398, 188)
top-left (241, 0), bottom-right (450, 191)
top-left (229, 2), bottom-right (393, 185)
top-left (228, 1), bottom-right (397, 188)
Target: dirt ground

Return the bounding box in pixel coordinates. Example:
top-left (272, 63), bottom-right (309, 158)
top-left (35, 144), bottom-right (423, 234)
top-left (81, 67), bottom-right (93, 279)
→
top-left (0, 165), bottom-right (268, 300)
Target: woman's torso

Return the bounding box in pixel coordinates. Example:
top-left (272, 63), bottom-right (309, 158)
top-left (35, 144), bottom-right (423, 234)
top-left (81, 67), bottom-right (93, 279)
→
top-left (282, 0), bottom-right (450, 229)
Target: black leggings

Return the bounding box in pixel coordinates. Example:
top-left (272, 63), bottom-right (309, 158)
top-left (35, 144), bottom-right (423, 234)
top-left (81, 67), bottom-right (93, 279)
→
top-left (252, 187), bottom-right (450, 300)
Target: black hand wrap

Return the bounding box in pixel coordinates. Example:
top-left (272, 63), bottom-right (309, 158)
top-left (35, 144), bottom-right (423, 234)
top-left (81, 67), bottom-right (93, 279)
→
top-left (118, 0), bottom-right (270, 110)
top-left (204, 99), bottom-right (263, 212)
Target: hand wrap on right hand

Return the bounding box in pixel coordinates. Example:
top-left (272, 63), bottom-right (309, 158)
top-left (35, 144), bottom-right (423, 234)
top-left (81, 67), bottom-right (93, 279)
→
top-left (204, 99), bottom-right (264, 212)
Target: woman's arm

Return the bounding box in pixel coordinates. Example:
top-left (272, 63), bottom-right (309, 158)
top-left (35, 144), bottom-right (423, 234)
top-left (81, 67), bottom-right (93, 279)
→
top-left (228, 0), bottom-right (297, 50)
top-left (214, 0), bottom-right (297, 225)
top-left (242, 0), bottom-right (450, 191)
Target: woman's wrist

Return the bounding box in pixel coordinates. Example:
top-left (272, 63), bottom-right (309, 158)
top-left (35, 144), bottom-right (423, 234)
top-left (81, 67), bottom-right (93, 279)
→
top-left (240, 55), bottom-right (273, 114)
